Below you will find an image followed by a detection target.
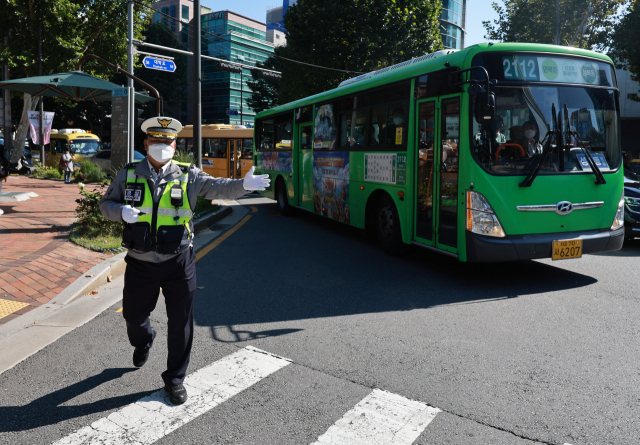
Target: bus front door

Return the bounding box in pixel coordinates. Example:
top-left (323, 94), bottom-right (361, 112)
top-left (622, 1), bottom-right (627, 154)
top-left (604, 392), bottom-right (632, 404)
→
top-left (414, 95), bottom-right (460, 255)
top-left (298, 124), bottom-right (314, 211)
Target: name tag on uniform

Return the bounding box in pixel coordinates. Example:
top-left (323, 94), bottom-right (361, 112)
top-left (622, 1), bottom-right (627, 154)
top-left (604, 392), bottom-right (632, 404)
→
top-left (125, 189), bottom-right (142, 202)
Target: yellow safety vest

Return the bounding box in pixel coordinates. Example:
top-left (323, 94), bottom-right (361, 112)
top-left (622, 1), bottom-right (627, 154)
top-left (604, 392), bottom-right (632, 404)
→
top-left (122, 161), bottom-right (193, 254)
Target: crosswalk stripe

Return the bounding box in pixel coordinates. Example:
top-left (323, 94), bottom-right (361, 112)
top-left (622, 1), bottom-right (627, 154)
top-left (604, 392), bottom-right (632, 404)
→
top-left (310, 389), bottom-right (440, 445)
top-left (52, 346), bottom-right (291, 445)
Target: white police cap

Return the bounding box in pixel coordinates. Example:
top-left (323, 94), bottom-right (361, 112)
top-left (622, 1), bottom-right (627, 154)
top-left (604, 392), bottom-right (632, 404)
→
top-left (141, 116), bottom-right (183, 140)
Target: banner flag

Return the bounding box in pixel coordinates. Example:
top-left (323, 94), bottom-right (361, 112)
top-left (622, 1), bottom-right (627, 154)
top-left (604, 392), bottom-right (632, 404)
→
top-left (28, 111), bottom-right (55, 145)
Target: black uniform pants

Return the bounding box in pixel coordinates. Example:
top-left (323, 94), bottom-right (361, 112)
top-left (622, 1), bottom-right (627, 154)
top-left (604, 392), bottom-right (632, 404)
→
top-left (122, 247), bottom-right (197, 386)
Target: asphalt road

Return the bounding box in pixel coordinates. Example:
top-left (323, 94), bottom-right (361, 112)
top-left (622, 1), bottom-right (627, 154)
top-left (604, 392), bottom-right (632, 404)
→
top-left (1, 196), bottom-right (639, 445)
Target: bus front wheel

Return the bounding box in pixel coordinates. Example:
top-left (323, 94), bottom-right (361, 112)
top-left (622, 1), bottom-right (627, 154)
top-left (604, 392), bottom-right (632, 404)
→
top-left (276, 178), bottom-right (291, 216)
top-left (376, 195), bottom-right (405, 255)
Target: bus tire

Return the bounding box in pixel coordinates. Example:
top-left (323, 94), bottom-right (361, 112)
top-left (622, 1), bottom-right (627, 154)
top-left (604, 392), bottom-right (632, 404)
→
top-left (376, 194), bottom-right (406, 255)
top-left (276, 178), bottom-right (292, 216)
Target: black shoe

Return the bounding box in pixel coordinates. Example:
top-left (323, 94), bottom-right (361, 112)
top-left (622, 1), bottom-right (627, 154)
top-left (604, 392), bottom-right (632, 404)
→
top-left (164, 383), bottom-right (188, 405)
top-left (132, 328), bottom-right (155, 368)
top-left (133, 347), bottom-right (150, 367)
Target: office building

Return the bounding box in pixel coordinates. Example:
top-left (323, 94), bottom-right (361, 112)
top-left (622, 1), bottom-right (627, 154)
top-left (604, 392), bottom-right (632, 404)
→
top-left (265, 0), bottom-right (297, 45)
top-left (440, 0), bottom-right (466, 49)
top-left (201, 10), bottom-right (274, 126)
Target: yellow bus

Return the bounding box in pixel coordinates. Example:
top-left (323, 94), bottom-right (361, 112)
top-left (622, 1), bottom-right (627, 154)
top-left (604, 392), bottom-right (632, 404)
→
top-left (177, 124), bottom-right (253, 179)
top-left (39, 129), bottom-right (102, 168)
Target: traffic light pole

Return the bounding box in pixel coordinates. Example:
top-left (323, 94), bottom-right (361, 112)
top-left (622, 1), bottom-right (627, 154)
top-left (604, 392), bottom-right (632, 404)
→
top-left (193, 0), bottom-right (202, 169)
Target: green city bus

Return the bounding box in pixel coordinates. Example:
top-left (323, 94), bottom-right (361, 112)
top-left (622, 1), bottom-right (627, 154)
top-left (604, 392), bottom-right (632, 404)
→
top-left (253, 43), bottom-right (624, 262)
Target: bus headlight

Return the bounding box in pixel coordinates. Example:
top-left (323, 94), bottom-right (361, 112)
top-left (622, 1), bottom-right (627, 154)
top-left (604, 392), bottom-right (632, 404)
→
top-left (611, 195), bottom-right (625, 231)
top-left (466, 191), bottom-right (506, 237)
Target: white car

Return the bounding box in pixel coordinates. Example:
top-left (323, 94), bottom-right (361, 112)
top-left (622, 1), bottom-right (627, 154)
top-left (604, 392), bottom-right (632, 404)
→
top-left (90, 149), bottom-right (145, 175)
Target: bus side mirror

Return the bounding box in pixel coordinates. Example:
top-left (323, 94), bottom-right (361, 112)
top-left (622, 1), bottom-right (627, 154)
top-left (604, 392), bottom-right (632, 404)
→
top-left (475, 92), bottom-right (495, 124)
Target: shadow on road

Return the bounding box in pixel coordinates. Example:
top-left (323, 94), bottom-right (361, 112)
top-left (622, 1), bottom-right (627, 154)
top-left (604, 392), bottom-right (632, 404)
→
top-left (0, 367), bottom-right (151, 432)
top-left (194, 202), bottom-right (599, 342)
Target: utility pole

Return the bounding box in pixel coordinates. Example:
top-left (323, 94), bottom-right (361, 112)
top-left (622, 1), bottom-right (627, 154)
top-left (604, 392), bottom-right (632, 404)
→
top-left (38, 22), bottom-right (44, 166)
top-left (193, 0), bottom-right (202, 169)
top-left (127, 0), bottom-right (135, 163)
top-left (240, 70), bottom-right (243, 125)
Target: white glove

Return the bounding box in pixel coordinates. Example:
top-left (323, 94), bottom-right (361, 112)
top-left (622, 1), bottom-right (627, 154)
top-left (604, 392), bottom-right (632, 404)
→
top-left (122, 205), bottom-right (141, 224)
top-left (243, 166), bottom-right (271, 191)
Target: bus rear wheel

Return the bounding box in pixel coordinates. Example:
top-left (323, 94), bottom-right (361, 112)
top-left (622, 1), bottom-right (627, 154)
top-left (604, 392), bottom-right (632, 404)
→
top-left (376, 195), bottom-right (405, 255)
top-left (276, 178), bottom-right (291, 216)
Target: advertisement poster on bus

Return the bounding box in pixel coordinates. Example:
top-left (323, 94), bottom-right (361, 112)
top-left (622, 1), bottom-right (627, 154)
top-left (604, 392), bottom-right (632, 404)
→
top-left (256, 151), bottom-right (293, 172)
top-left (314, 104), bottom-right (336, 150)
top-left (313, 152), bottom-right (350, 223)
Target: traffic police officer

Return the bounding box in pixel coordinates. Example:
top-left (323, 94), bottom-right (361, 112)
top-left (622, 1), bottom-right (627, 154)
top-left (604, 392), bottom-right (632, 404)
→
top-left (99, 117), bottom-right (269, 405)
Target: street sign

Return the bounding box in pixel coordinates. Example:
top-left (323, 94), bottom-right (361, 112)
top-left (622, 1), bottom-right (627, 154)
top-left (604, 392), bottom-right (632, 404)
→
top-left (226, 109), bottom-right (239, 116)
top-left (143, 56), bottom-right (176, 73)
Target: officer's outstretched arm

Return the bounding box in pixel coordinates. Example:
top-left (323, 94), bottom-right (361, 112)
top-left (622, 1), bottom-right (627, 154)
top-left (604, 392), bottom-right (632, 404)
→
top-left (99, 167), bottom-right (129, 222)
top-left (190, 165), bottom-right (248, 201)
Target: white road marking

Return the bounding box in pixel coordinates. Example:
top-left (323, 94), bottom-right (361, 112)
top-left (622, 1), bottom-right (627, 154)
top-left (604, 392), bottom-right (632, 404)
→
top-left (310, 388), bottom-right (440, 445)
top-left (52, 346), bottom-right (291, 445)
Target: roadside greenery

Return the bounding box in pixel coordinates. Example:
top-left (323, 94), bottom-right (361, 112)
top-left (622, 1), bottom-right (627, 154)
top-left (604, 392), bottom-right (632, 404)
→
top-left (248, 0), bottom-right (443, 107)
top-left (74, 160), bottom-right (108, 183)
top-left (1, 1), bottom-right (154, 163)
top-left (482, 0), bottom-right (628, 51)
top-left (610, 2), bottom-right (640, 88)
top-left (31, 163), bottom-right (64, 180)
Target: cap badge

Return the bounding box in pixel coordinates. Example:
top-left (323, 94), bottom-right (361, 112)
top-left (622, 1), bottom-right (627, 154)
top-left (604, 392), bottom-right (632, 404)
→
top-left (157, 118), bottom-right (172, 128)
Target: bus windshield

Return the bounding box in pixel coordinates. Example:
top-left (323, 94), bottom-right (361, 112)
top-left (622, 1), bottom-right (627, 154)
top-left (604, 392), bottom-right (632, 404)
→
top-left (70, 140), bottom-right (101, 155)
top-left (470, 54), bottom-right (621, 175)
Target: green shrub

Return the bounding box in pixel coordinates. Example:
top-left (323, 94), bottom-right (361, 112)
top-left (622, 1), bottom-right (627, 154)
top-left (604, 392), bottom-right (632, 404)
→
top-left (74, 160), bottom-right (108, 183)
top-left (32, 163), bottom-right (63, 180)
top-left (75, 183), bottom-right (122, 237)
top-left (173, 150), bottom-right (194, 164)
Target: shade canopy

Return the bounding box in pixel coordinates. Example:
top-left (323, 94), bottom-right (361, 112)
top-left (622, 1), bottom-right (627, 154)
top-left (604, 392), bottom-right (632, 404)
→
top-left (0, 71), bottom-right (154, 104)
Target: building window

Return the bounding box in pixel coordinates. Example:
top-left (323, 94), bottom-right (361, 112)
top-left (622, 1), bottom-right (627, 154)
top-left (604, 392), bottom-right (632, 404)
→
top-left (182, 5), bottom-right (189, 20)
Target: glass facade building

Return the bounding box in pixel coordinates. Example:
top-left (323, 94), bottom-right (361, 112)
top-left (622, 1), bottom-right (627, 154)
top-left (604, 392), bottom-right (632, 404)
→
top-left (201, 11), bottom-right (274, 126)
top-left (440, 0), bottom-right (466, 49)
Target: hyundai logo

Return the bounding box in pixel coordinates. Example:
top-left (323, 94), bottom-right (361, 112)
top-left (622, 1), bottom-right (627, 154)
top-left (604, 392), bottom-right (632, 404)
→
top-left (555, 201), bottom-right (574, 215)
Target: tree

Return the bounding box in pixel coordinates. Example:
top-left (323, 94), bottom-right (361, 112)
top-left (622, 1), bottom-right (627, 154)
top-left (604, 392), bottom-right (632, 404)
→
top-left (610, 1), bottom-right (640, 89)
top-left (0, 0), bottom-right (152, 162)
top-left (248, 0), bottom-right (443, 107)
top-left (246, 50), bottom-right (284, 113)
top-left (482, 0), bottom-right (629, 51)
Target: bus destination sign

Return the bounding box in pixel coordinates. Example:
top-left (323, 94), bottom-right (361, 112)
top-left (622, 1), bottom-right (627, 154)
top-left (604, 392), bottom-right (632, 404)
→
top-left (502, 55), bottom-right (603, 85)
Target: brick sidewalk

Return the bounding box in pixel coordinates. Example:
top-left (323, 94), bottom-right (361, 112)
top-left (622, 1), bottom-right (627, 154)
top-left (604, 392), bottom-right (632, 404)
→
top-left (0, 176), bottom-right (109, 324)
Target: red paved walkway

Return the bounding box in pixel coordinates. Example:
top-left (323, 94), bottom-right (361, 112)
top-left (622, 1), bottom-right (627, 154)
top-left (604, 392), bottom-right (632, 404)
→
top-left (0, 176), bottom-right (108, 324)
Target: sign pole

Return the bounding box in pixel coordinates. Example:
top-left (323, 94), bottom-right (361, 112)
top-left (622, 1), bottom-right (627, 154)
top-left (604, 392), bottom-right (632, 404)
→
top-left (193, 0), bottom-right (202, 169)
top-left (240, 70), bottom-right (243, 125)
top-left (127, 0), bottom-right (135, 163)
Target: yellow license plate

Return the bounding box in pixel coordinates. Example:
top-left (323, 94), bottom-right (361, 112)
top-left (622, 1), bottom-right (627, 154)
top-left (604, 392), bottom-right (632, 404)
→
top-left (552, 239), bottom-right (583, 260)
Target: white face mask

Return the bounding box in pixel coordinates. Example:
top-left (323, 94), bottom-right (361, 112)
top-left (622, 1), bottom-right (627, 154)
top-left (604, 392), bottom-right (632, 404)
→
top-left (524, 130), bottom-right (535, 139)
top-left (148, 143), bottom-right (175, 163)
top-left (393, 117), bottom-right (404, 126)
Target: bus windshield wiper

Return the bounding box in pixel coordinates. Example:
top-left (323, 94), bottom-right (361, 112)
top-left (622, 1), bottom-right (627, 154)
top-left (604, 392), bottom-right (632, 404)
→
top-left (565, 105), bottom-right (606, 185)
top-left (520, 103), bottom-right (558, 188)
top-left (519, 132), bottom-right (553, 187)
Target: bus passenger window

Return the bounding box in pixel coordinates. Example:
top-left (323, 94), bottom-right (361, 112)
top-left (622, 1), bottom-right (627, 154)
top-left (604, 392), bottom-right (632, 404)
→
top-left (275, 122), bottom-right (292, 150)
top-left (242, 138), bottom-right (253, 158)
top-left (370, 107), bottom-right (386, 146)
top-left (340, 109), bottom-right (366, 148)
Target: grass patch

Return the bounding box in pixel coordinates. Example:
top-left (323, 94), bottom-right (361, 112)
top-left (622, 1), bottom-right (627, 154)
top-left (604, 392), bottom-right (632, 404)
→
top-left (74, 223), bottom-right (122, 250)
